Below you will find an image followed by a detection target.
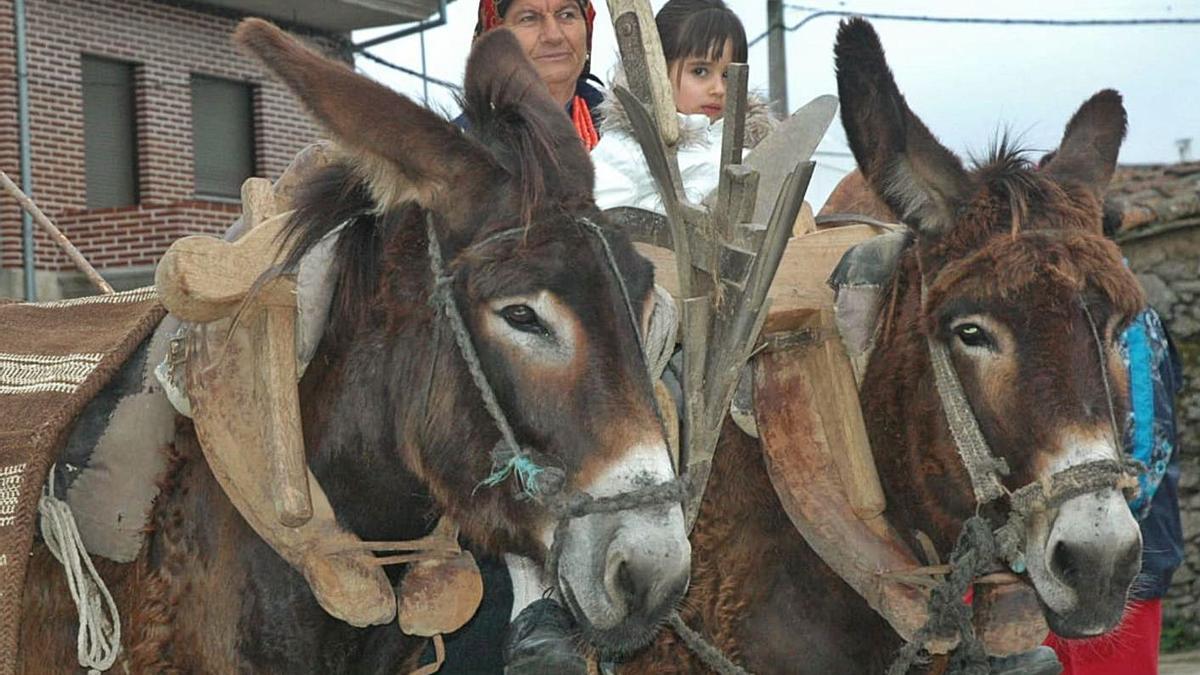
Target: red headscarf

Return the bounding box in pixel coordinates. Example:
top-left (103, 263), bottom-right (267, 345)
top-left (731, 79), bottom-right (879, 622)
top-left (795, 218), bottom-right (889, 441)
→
top-left (473, 0), bottom-right (599, 150)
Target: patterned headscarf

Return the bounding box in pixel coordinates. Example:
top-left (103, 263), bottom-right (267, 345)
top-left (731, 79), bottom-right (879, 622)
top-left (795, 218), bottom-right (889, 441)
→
top-left (473, 0), bottom-right (596, 77)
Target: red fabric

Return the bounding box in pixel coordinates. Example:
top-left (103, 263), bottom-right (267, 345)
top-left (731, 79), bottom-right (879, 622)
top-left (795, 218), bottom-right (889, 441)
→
top-left (1043, 598), bottom-right (1162, 675)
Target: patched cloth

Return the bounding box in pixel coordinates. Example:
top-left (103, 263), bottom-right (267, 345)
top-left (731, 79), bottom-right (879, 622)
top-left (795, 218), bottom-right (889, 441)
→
top-left (0, 287), bottom-right (165, 675)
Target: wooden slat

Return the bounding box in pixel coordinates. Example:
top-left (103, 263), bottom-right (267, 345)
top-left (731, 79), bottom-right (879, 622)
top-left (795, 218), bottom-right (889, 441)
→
top-left (639, 222), bottom-right (882, 336)
top-left (745, 95), bottom-right (838, 224)
top-left (608, 0), bottom-right (679, 147)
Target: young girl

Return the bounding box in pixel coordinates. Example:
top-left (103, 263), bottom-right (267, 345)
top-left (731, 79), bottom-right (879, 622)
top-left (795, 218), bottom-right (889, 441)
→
top-left (591, 0), bottom-right (775, 212)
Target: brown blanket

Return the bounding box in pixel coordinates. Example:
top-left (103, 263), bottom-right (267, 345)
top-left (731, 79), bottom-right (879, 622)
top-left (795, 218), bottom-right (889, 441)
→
top-left (0, 287), bottom-right (164, 675)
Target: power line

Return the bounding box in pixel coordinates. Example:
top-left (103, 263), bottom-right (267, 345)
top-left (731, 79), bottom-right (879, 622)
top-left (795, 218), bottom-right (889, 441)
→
top-left (750, 6), bottom-right (1200, 48)
top-left (357, 49), bottom-right (463, 93)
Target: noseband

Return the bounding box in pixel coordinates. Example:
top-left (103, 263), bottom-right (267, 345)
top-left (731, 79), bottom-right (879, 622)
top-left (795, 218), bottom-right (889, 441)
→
top-left (422, 211), bottom-right (689, 594)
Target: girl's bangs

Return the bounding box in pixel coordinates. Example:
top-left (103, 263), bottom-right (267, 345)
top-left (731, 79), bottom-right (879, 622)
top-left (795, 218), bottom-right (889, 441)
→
top-left (676, 10), bottom-right (748, 63)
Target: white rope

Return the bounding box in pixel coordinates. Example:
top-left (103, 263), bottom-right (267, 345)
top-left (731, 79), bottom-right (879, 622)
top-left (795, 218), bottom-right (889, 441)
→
top-left (37, 469), bottom-right (121, 673)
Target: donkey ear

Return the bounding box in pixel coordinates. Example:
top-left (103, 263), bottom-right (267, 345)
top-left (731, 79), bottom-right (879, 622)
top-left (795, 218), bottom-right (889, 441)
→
top-left (1041, 90), bottom-right (1126, 198)
top-left (461, 29), bottom-right (594, 201)
top-left (834, 19), bottom-right (969, 235)
top-left (234, 19), bottom-right (498, 221)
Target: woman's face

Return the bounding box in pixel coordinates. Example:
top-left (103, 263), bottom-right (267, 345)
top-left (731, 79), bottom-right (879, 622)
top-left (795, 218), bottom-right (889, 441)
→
top-left (502, 0), bottom-right (588, 99)
top-left (669, 40), bottom-right (734, 122)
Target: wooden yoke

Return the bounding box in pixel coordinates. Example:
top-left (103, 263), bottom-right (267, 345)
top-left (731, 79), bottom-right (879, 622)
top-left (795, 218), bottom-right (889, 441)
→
top-left (157, 178), bottom-right (311, 526)
top-left (154, 147), bottom-right (399, 627)
top-left (606, 0), bottom-right (834, 530)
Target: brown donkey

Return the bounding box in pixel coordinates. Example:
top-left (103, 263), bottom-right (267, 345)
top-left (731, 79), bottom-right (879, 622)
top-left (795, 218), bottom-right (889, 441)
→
top-left (19, 22), bottom-right (689, 672)
top-left (623, 18), bottom-right (1145, 673)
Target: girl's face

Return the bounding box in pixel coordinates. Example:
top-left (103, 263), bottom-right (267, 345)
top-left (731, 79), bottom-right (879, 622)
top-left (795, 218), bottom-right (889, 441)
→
top-left (669, 40), bottom-right (734, 122)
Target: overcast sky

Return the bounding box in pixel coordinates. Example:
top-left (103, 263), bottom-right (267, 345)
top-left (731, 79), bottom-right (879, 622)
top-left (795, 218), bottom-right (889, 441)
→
top-left (354, 1), bottom-right (1200, 209)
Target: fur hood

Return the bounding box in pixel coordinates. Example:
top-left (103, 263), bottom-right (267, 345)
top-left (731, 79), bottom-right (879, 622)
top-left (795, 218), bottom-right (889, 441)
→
top-left (596, 69), bottom-right (778, 149)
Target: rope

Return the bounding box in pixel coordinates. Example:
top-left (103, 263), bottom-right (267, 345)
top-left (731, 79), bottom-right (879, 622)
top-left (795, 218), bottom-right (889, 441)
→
top-left (38, 469), bottom-right (121, 673)
top-left (425, 216), bottom-right (526, 470)
top-left (544, 477), bottom-right (691, 591)
top-left (578, 218), bottom-right (646, 358)
top-left (1079, 298), bottom-right (1125, 452)
top-left (668, 612), bottom-right (751, 675)
top-left (887, 517), bottom-right (996, 675)
top-left (926, 336), bottom-right (1010, 504)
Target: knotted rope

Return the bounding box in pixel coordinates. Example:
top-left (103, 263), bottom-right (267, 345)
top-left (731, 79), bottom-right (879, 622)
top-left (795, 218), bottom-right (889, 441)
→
top-left (38, 469), bottom-right (121, 673)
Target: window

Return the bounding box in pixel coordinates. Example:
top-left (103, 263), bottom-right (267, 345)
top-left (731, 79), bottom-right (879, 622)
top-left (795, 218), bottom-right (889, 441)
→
top-left (191, 75), bottom-right (255, 198)
top-left (82, 56), bottom-right (138, 209)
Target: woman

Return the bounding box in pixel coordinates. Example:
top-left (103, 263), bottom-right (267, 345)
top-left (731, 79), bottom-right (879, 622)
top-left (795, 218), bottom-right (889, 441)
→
top-left (463, 0), bottom-right (604, 150)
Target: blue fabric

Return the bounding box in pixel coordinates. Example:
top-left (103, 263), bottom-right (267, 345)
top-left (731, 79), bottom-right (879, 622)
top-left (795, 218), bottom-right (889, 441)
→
top-left (1118, 308), bottom-right (1185, 599)
top-left (1124, 320), bottom-right (1156, 512)
top-left (1118, 309), bottom-right (1179, 516)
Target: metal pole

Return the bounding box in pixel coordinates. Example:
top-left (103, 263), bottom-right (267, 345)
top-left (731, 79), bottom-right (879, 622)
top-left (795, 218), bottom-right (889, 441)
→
top-left (15, 0), bottom-right (35, 300)
top-left (420, 27), bottom-right (429, 105)
top-left (766, 0), bottom-right (788, 117)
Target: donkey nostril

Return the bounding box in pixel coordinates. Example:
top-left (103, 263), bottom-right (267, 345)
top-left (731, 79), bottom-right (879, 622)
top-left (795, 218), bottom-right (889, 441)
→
top-left (1050, 540), bottom-right (1082, 587)
top-left (615, 560), bottom-right (641, 608)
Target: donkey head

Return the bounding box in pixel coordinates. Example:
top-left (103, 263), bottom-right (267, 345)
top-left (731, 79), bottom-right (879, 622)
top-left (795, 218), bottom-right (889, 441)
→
top-left (235, 21), bottom-right (688, 654)
top-left (836, 18), bottom-right (1144, 637)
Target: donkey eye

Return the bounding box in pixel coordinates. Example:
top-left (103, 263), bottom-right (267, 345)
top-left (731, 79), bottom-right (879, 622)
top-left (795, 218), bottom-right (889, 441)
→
top-left (500, 304), bottom-right (546, 334)
top-left (953, 323), bottom-right (993, 350)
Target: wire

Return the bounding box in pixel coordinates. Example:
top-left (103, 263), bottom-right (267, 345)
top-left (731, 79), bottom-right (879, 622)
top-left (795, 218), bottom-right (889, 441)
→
top-left (357, 49), bottom-right (463, 93)
top-left (750, 6), bottom-right (1200, 48)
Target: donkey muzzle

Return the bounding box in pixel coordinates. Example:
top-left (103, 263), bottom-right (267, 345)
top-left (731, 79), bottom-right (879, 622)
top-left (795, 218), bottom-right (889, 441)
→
top-left (1026, 487), bottom-right (1141, 637)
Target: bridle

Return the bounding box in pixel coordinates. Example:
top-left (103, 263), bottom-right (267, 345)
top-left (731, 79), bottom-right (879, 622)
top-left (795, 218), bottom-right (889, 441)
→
top-left (422, 211), bottom-right (692, 605)
top-left (887, 241), bottom-right (1142, 674)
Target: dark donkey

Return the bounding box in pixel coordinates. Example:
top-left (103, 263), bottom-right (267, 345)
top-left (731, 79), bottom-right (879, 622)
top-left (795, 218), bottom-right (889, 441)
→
top-left (20, 21), bottom-right (689, 672)
top-left (623, 19), bottom-right (1145, 673)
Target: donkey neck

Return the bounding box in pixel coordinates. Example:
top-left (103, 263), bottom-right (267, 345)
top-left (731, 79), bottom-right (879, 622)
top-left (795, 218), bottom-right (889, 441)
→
top-left (296, 224), bottom-right (502, 545)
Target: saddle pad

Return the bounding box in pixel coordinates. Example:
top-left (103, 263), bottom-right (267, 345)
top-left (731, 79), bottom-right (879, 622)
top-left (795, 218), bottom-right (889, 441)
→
top-left (0, 287), bottom-right (165, 675)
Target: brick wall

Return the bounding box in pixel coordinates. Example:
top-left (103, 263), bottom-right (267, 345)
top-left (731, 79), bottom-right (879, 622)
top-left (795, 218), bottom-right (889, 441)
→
top-left (0, 0), bottom-right (345, 295)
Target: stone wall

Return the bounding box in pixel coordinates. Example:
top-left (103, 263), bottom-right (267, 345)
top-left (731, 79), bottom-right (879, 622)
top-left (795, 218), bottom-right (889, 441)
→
top-left (1120, 223), bottom-right (1200, 636)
